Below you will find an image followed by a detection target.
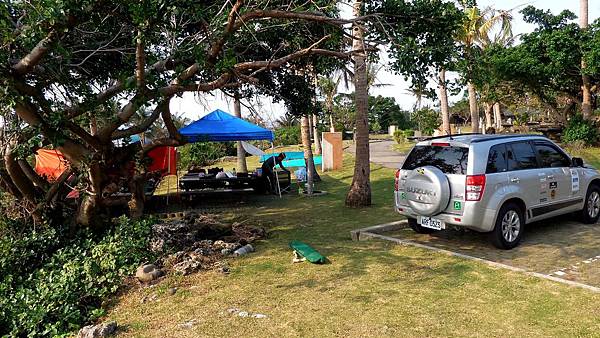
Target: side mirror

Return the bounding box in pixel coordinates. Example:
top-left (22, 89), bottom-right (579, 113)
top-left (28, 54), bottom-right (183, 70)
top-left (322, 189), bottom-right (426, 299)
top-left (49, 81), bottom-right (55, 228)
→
top-left (572, 157), bottom-right (584, 167)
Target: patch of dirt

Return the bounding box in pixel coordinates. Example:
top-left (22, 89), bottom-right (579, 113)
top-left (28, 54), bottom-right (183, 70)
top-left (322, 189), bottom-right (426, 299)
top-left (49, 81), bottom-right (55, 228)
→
top-left (150, 212), bottom-right (265, 276)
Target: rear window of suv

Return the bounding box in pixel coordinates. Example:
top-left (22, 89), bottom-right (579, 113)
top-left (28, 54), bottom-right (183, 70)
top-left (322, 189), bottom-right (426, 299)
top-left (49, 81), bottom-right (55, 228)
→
top-left (402, 145), bottom-right (469, 174)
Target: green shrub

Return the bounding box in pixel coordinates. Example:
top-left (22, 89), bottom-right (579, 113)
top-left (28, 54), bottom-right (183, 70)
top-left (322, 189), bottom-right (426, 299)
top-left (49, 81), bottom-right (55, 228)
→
top-left (393, 129), bottom-right (415, 144)
top-left (411, 107), bottom-right (440, 135)
top-left (562, 114), bottom-right (598, 146)
top-left (0, 217), bottom-right (156, 337)
top-left (275, 125), bottom-right (301, 146)
top-left (178, 142), bottom-right (235, 170)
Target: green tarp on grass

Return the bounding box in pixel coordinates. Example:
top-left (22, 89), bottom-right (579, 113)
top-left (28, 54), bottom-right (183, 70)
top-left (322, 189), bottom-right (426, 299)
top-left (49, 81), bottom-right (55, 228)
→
top-left (289, 240), bottom-right (327, 264)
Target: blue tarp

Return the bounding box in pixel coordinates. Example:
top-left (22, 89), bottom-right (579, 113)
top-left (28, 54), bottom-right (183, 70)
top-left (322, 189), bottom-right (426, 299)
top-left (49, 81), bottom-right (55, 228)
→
top-left (179, 109), bottom-right (275, 142)
top-left (260, 151), bottom-right (305, 163)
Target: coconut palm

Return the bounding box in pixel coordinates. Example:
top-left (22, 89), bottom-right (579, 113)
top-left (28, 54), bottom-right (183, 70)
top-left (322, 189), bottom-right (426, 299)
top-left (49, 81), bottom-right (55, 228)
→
top-left (456, 4), bottom-right (513, 133)
top-left (345, 0), bottom-right (371, 207)
top-left (581, 0), bottom-right (592, 119)
top-left (318, 76), bottom-right (341, 132)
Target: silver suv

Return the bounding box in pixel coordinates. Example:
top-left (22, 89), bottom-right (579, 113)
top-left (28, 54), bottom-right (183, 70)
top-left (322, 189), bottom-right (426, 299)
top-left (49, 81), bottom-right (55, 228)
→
top-left (394, 134), bottom-right (600, 249)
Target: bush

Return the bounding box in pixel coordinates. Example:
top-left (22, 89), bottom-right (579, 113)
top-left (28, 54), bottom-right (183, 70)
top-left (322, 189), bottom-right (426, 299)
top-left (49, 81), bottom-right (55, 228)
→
top-left (393, 129), bottom-right (414, 144)
top-left (411, 107), bottom-right (440, 135)
top-left (562, 114), bottom-right (598, 146)
top-left (178, 142), bottom-right (235, 170)
top-left (275, 125), bottom-right (301, 146)
top-left (0, 217), bottom-right (156, 337)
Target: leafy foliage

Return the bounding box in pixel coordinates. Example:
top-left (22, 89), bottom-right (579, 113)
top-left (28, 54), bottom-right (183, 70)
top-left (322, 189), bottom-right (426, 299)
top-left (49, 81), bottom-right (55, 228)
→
top-left (562, 114), bottom-right (599, 146)
top-left (178, 142), bottom-right (236, 170)
top-left (411, 107), bottom-right (441, 135)
top-left (0, 217), bottom-right (156, 337)
top-left (366, 0), bottom-right (464, 96)
top-left (275, 125), bottom-right (301, 146)
top-left (368, 95), bottom-right (412, 131)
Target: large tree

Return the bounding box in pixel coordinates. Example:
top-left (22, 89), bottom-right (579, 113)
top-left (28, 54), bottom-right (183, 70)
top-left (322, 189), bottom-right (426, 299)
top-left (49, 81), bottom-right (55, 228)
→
top-left (580, 0), bottom-right (592, 119)
top-left (345, 0), bottom-right (370, 207)
top-left (0, 0), bottom-right (358, 225)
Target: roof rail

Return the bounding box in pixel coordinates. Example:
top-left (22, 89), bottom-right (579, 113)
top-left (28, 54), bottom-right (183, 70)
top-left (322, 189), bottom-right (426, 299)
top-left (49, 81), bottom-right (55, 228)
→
top-left (410, 132), bottom-right (482, 141)
top-left (470, 133), bottom-right (548, 143)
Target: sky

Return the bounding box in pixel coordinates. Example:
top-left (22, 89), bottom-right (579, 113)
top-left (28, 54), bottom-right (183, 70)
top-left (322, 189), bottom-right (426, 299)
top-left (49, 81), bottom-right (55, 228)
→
top-left (170, 0), bottom-right (600, 126)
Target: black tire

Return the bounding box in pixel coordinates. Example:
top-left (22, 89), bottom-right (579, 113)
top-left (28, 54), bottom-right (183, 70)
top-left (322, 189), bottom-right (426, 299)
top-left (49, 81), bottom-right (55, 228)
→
top-left (407, 218), bottom-right (437, 234)
top-left (580, 185), bottom-right (600, 224)
top-left (489, 203), bottom-right (524, 250)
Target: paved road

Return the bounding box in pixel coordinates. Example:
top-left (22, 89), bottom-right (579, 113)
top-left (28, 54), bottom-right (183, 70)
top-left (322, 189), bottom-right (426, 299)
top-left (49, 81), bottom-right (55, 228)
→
top-left (347, 139), bottom-right (406, 169)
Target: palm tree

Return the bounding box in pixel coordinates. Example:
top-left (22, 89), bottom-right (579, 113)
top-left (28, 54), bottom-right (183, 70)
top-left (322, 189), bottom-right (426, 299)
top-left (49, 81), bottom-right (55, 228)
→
top-left (345, 0), bottom-right (371, 207)
top-left (233, 92), bottom-right (248, 173)
top-left (318, 76), bottom-right (341, 132)
top-left (438, 69), bottom-right (451, 134)
top-left (581, 0), bottom-right (592, 119)
top-left (456, 4), bottom-right (513, 133)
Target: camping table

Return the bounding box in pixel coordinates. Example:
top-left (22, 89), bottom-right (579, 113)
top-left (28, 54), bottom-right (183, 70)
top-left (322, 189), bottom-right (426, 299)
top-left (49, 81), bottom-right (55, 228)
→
top-left (179, 173), bottom-right (261, 192)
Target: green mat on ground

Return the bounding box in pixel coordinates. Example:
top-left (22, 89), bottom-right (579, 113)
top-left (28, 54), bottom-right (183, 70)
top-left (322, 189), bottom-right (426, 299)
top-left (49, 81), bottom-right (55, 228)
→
top-left (289, 240), bottom-right (327, 264)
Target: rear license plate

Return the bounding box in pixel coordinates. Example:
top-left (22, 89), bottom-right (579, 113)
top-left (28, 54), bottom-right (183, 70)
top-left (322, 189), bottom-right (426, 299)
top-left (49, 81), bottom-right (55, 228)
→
top-left (419, 216), bottom-right (444, 230)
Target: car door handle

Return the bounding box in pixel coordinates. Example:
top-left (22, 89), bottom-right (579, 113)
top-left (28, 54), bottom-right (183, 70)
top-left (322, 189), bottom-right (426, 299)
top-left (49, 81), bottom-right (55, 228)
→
top-left (510, 177), bottom-right (520, 183)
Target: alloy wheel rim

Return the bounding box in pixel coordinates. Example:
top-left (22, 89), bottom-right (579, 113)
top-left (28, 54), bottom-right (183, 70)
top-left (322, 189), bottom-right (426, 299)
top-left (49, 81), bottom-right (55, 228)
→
top-left (501, 210), bottom-right (520, 243)
top-left (587, 191), bottom-right (600, 218)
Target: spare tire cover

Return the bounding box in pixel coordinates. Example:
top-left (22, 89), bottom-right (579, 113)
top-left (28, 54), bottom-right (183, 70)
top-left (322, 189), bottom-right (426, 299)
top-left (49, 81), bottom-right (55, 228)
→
top-left (404, 166), bottom-right (450, 216)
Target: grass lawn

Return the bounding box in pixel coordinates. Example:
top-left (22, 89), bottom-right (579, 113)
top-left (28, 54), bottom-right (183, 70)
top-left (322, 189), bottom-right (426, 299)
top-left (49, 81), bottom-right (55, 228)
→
top-left (109, 148), bottom-right (600, 337)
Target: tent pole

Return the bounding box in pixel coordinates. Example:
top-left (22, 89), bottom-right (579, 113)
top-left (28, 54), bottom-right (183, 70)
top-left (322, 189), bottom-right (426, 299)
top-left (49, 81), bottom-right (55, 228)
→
top-left (272, 142), bottom-right (281, 198)
top-left (166, 147), bottom-right (170, 206)
top-left (176, 148), bottom-right (179, 200)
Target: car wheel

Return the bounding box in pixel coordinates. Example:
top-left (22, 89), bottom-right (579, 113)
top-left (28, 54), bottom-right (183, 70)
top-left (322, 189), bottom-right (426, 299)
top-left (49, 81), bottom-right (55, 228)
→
top-left (407, 217), bottom-right (437, 234)
top-left (580, 185), bottom-right (600, 224)
top-left (490, 203), bottom-right (524, 250)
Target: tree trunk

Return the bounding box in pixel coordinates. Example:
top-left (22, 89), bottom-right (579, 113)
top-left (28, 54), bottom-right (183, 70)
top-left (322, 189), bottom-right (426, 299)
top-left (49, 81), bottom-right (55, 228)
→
top-left (467, 81), bottom-right (479, 133)
top-left (493, 102), bottom-right (502, 130)
top-left (5, 147), bottom-right (37, 204)
top-left (438, 68), bottom-right (451, 135)
top-left (128, 174), bottom-right (145, 220)
top-left (301, 115), bottom-right (314, 194)
top-left (77, 161), bottom-right (103, 227)
top-left (234, 93), bottom-right (248, 173)
top-left (313, 114), bottom-right (322, 155)
top-left (346, 0), bottom-right (371, 207)
top-left (308, 112), bottom-right (314, 143)
top-left (581, 0), bottom-right (593, 119)
top-left (329, 112), bottom-right (335, 132)
top-left (484, 103), bottom-right (493, 130)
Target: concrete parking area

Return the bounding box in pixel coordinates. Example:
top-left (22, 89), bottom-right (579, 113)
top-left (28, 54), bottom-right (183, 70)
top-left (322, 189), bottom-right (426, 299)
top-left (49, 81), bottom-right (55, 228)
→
top-left (354, 216), bottom-right (600, 289)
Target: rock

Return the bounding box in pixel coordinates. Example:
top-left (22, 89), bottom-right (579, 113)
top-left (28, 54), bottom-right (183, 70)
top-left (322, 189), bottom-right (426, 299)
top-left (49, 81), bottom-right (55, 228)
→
top-left (173, 258), bottom-right (203, 275)
top-left (135, 264), bottom-right (163, 282)
top-left (178, 319), bottom-right (198, 329)
top-left (168, 287), bottom-right (178, 296)
top-left (251, 313), bottom-right (268, 319)
top-left (227, 308), bottom-right (240, 314)
top-left (77, 321), bottom-right (117, 338)
top-left (238, 311), bottom-right (249, 317)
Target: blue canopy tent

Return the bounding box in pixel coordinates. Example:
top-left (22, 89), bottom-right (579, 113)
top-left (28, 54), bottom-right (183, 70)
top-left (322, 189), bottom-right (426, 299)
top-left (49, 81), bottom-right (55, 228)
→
top-left (179, 109), bottom-right (283, 196)
top-left (179, 109), bottom-right (274, 142)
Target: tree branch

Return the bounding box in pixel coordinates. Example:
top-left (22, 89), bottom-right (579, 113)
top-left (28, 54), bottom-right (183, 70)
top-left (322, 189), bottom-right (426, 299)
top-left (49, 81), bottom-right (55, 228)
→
top-left (12, 30), bottom-right (57, 75)
top-left (18, 159), bottom-right (49, 191)
top-left (160, 99), bottom-right (184, 142)
top-left (207, 0), bottom-right (245, 65)
top-left (111, 99), bottom-right (168, 140)
top-left (142, 137), bottom-right (182, 154)
top-left (135, 29), bottom-right (146, 90)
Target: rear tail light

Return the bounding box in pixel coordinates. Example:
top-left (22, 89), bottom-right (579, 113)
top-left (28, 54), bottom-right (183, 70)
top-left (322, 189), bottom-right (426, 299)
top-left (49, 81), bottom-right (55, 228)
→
top-left (466, 175), bottom-right (486, 201)
top-left (431, 142), bottom-right (450, 147)
top-left (395, 169), bottom-right (401, 191)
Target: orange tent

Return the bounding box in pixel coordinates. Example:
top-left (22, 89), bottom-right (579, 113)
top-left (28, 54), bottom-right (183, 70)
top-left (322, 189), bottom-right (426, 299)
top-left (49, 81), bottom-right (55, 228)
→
top-left (147, 146), bottom-right (177, 176)
top-left (35, 149), bottom-right (69, 181)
